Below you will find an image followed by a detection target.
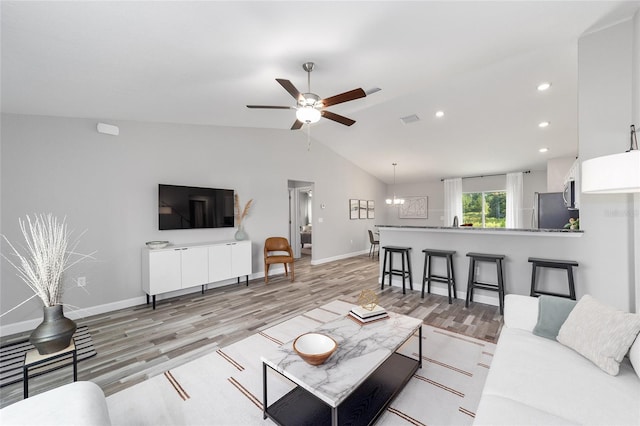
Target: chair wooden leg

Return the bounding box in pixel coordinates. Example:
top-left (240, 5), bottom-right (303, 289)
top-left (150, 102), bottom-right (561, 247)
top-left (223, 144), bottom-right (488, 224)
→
top-left (284, 263), bottom-right (289, 276)
top-left (264, 263), bottom-right (269, 283)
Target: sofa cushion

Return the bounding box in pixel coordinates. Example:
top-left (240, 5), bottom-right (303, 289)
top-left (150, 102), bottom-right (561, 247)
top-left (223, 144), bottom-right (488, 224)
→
top-left (503, 294), bottom-right (538, 332)
top-left (532, 295), bottom-right (577, 340)
top-left (481, 327), bottom-right (640, 425)
top-left (475, 394), bottom-right (578, 426)
top-left (557, 295), bottom-right (640, 375)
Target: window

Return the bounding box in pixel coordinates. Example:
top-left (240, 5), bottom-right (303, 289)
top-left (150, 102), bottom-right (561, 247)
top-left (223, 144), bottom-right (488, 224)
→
top-left (462, 191), bottom-right (506, 228)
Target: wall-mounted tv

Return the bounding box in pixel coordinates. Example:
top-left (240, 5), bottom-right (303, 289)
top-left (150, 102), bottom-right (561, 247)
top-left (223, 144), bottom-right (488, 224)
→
top-left (159, 184), bottom-right (234, 230)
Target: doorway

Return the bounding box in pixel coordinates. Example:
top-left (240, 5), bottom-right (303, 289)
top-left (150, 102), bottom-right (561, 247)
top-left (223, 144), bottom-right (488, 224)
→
top-left (288, 180), bottom-right (314, 259)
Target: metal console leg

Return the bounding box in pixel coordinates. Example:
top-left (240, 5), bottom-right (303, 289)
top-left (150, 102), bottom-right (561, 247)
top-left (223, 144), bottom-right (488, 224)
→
top-left (262, 362), bottom-right (268, 420)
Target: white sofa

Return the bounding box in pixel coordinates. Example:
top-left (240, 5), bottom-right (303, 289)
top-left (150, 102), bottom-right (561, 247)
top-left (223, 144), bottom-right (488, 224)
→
top-left (475, 295), bottom-right (640, 425)
top-left (0, 381), bottom-right (111, 426)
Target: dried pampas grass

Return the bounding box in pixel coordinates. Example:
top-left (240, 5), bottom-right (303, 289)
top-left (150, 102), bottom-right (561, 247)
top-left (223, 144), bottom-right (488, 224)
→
top-left (234, 194), bottom-right (253, 227)
top-left (2, 214), bottom-right (95, 308)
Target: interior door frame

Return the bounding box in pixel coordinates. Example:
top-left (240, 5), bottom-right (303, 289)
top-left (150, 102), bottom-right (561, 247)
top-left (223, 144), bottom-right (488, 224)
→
top-left (288, 180), bottom-right (314, 259)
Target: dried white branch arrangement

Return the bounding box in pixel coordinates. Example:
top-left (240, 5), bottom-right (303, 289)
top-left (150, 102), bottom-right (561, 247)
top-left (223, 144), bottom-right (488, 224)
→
top-left (234, 194), bottom-right (253, 227)
top-left (2, 214), bottom-right (96, 307)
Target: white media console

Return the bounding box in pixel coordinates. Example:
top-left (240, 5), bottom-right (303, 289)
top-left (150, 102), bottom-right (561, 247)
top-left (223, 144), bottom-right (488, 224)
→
top-left (141, 240), bottom-right (252, 309)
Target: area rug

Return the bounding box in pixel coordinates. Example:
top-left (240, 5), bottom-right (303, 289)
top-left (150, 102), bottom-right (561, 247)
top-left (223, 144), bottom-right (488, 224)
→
top-left (0, 325), bottom-right (97, 387)
top-left (107, 301), bottom-right (495, 425)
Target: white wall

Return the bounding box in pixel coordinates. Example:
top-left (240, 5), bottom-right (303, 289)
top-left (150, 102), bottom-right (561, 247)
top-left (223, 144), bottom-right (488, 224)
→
top-left (577, 17), bottom-right (637, 312)
top-left (546, 156), bottom-right (576, 192)
top-left (0, 114), bottom-right (387, 330)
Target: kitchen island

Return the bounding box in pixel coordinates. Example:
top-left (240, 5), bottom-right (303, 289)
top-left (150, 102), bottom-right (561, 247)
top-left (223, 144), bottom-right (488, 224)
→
top-left (376, 225), bottom-right (583, 308)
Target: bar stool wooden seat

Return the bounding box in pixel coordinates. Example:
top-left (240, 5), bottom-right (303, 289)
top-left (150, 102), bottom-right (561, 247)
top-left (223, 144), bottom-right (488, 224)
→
top-left (528, 257), bottom-right (579, 300)
top-left (381, 246), bottom-right (413, 294)
top-left (465, 252), bottom-right (506, 314)
top-left (421, 249), bottom-right (457, 304)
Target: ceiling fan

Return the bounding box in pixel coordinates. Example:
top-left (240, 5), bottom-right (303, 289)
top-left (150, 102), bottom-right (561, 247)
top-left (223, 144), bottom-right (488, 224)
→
top-left (247, 62), bottom-right (371, 130)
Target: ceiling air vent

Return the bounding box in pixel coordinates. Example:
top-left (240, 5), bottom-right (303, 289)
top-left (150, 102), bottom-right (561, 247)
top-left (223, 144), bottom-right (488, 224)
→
top-left (400, 114), bottom-right (420, 124)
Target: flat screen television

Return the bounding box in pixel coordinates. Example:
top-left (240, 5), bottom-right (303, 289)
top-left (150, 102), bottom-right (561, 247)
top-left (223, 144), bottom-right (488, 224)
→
top-left (159, 184), bottom-right (234, 230)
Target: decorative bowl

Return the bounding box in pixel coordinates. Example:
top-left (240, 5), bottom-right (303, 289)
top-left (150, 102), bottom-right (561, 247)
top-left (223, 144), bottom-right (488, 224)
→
top-left (146, 240), bottom-right (169, 249)
top-left (293, 332), bottom-right (338, 366)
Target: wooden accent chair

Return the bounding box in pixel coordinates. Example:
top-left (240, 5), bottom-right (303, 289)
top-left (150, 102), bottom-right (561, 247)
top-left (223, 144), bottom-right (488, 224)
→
top-left (264, 237), bottom-right (294, 283)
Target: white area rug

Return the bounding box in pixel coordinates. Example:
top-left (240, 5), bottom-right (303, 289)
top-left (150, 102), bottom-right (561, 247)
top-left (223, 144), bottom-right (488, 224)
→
top-left (107, 300), bottom-right (495, 425)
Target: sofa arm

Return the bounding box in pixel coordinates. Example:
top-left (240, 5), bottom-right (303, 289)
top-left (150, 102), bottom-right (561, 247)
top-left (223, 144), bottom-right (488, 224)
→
top-left (503, 294), bottom-right (539, 332)
top-left (0, 381), bottom-right (111, 425)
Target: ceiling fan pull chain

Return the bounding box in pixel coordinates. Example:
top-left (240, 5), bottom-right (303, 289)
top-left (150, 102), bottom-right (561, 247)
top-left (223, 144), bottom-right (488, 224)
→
top-left (307, 125), bottom-right (312, 151)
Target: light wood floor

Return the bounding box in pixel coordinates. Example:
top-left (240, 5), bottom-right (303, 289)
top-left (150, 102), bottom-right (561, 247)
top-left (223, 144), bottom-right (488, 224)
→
top-left (0, 252), bottom-right (503, 408)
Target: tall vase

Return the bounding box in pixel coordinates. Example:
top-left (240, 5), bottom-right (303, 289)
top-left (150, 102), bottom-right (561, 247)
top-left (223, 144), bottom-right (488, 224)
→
top-left (30, 305), bottom-right (77, 355)
top-left (234, 224), bottom-right (247, 241)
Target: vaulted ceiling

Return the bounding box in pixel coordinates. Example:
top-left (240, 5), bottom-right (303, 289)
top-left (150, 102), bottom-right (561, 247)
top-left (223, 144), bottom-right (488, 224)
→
top-left (2, 1), bottom-right (639, 183)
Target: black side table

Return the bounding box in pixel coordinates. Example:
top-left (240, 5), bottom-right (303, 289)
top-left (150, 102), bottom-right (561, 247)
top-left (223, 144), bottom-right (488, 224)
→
top-left (23, 339), bottom-right (77, 398)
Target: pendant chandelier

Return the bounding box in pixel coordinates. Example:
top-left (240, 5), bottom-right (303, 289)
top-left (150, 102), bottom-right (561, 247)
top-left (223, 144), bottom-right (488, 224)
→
top-left (385, 162), bottom-right (405, 205)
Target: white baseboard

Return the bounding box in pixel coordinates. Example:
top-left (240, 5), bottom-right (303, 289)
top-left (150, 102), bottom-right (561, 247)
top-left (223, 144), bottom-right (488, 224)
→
top-left (310, 249), bottom-right (369, 265)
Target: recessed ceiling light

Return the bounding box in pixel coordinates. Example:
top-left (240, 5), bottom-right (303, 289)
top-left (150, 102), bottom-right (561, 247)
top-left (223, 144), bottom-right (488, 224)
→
top-left (538, 121), bottom-right (550, 128)
top-left (435, 111), bottom-right (444, 118)
top-left (539, 148), bottom-right (549, 153)
top-left (537, 82), bottom-right (551, 91)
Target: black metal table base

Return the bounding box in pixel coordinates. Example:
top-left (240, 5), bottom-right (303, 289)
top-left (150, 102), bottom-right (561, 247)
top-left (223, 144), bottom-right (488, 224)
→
top-left (263, 326), bottom-right (422, 426)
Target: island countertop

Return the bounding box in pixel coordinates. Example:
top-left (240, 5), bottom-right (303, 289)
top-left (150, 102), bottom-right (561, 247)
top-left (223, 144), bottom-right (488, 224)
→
top-left (376, 224), bottom-right (586, 306)
top-left (376, 225), bottom-right (583, 237)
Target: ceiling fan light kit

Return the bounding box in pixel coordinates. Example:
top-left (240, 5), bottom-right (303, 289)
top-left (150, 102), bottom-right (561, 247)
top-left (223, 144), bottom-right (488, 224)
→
top-left (247, 62), bottom-right (374, 130)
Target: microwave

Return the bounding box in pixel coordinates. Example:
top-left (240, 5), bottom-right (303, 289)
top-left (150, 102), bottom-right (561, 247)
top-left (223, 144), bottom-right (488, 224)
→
top-left (563, 180), bottom-right (577, 210)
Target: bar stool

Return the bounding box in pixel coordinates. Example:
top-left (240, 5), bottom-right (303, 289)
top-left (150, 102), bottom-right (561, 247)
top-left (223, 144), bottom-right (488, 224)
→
top-left (381, 246), bottom-right (413, 294)
top-left (529, 257), bottom-right (579, 300)
top-left (465, 252), bottom-right (506, 314)
top-left (421, 249), bottom-right (457, 304)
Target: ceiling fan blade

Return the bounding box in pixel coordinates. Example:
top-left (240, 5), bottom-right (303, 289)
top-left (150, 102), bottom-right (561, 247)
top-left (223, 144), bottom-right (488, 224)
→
top-left (291, 120), bottom-right (304, 130)
top-left (321, 88), bottom-right (366, 107)
top-left (246, 105), bottom-right (294, 109)
top-left (276, 79), bottom-right (303, 102)
top-left (321, 110), bottom-right (356, 126)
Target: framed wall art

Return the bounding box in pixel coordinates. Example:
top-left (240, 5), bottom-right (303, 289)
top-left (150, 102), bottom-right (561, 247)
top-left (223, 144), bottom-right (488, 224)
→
top-left (367, 200), bottom-right (375, 219)
top-left (399, 196), bottom-right (428, 219)
top-left (359, 200), bottom-right (367, 219)
top-left (349, 199), bottom-right (359, 219)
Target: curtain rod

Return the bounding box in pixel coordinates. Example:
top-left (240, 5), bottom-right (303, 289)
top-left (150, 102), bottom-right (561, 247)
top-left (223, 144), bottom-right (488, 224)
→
top-left (440, 170), bottom-right (530, 182)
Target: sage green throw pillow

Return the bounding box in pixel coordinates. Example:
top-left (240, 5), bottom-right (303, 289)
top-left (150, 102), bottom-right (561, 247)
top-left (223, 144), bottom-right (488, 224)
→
top-left (532, 295), bottom-right (577, 340)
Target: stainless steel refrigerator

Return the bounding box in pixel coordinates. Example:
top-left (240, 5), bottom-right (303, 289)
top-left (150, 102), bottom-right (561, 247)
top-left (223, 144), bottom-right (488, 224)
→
top-left (533, 192), bottom-right (579, 229)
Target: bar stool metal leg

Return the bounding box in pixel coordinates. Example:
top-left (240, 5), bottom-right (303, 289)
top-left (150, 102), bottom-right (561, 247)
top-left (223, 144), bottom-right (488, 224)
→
top-left (497, 258), bottom-right (505, 315)
top-left (421, 253), bottom-right (429, 298)
top-left (465, 257), bottom-right (475, 308)
top-left (446, 255), bottom-right (452, 304)
top-left (406, 251), bottom-right (413, 291)
top-left (381, 249), bottom-right (388, 290)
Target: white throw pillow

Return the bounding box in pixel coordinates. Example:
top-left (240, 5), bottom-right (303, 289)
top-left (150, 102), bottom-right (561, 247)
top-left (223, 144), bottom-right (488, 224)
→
top-left (557, 295), bottom-right (640, 375)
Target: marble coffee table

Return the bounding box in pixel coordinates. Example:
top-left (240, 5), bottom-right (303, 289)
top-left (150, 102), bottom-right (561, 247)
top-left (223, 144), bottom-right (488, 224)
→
top-left (261, 310), bottom-right (423, 426)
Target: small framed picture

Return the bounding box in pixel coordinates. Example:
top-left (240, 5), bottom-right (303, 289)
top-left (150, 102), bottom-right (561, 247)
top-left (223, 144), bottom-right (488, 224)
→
top-left (359, 200), bottom-right (367, 219)
top-left (349, 199), bottom-right (359, 219)
top-left (367, 200), bottom-right (375, 219)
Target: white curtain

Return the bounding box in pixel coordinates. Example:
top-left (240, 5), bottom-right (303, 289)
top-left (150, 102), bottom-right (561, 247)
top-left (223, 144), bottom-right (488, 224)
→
top-left (506, 172), bottom-right (524, 228)
top-left (444, 178), bottom-right (463, 226)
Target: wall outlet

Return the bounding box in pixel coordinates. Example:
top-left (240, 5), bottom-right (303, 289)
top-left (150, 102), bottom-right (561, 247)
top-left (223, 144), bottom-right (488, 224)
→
top-left (77, 277), bottom-right (86, 287)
